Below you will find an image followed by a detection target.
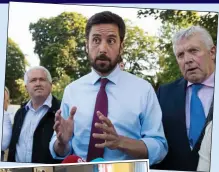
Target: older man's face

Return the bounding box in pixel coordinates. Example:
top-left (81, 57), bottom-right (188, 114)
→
top-left (175, 33), bottom-right (216, 83)
top-left (25, 69), bottom-right (52, 101)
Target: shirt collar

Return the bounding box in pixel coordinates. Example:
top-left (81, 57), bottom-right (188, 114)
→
top-left (25, 93), bottom-right (52, 111)
top-left (90, 64), bottom-right (121, 85)
top-left (187, 72), bottom-right (215, 88)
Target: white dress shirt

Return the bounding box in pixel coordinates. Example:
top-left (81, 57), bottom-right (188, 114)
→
top-left (50, 65), bottom-right (168, 165)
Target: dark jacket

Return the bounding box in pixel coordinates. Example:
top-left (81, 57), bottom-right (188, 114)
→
top-left (152, 77), bottom-right (213, 171)
top-left (8, 96), bottom-right (61, 164)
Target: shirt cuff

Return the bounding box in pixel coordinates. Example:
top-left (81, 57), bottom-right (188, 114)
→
top-left (140, 137), bottom-right (168, 166)
top-left (49, 135), bottom-right (73, 160)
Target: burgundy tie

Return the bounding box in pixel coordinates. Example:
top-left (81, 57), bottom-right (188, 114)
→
top-left (87, 78), bottom-right (109, 162)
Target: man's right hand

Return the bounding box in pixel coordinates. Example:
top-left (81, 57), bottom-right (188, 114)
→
top-left (53, 106), bottom-right (77, 146)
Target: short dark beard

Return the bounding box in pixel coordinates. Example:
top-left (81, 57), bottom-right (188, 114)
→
top-left (89, 53), bottom-right (120, 74)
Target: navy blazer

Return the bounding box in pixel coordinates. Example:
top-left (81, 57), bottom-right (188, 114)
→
top-left (152, 77), bottom-right (212, 171)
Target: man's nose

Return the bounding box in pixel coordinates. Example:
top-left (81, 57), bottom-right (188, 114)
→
top-left (99, 41), bottom-right (108, 54)
top-left (35, 79), bottom-right (41, 85)
top-left (184, 52), bottom-right (193, 64)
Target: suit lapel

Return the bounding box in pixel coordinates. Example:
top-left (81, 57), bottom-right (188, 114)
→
top-left (174, 78), bottom-right (192, 148)
top-left (175, 78), bottom-right (187, 128)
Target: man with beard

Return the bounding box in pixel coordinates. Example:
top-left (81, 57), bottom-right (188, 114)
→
top-left (153, 26), bottom-right (215, 171)
top-left (49, 11), bottom-right (168, 165)
top-left (8, 66), bottom-right (61, 163)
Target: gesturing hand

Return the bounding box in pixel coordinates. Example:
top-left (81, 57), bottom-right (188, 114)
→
top-left (53, 106), bottom-right (77, 145)
top-left (92, 111), bottom-right (122, 150)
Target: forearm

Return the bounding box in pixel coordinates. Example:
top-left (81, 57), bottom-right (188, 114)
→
top-left (2, 132), bottom-right (11, 151)
top-left (118, 135), bottom-right (148, 159)
top-left (2, 120), bottom-right (12, 151)
top-left (54, 140), bottom-right (71, 157)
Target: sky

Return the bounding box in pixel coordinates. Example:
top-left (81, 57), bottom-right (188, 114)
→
top-left (8, 2), bottom-right (162, 69)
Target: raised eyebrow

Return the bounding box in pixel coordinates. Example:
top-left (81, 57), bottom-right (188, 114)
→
top-left (108, 34), bottom-right (117, 38)
top-left (92, 34), bottom-right (101, 37)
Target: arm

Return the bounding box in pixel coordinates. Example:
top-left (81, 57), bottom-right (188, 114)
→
top-left (117, 136), bottom-right (148, 159)
top-left (197, 122), bottom-right (212, 172)
top-left (49, 87), bottom-right (74, 159)
top-left (2, 112), bottom-right (12, 151)
top-left (53, 135), bottom-right (71, 157)
top-left (94, 84), bottom-right (168, 165)
top-left (49, 131), bottom-right (72, 159)
top-left (93, 112), bottom-right (148, 159)
top-left (139, 84), bottom-right (168, 165)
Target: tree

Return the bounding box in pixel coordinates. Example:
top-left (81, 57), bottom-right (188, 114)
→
top-left (29, 12), bottom-right (89, 80)
top-left (6, 38), bottom-right (28, 104)
top-left (15, 79), bottom-right (29, 103)
top-left (137, 9), bottom-right (218, 86)
top-left (123, 19), bottom-right (159, 87)
top-left (52, 69), bottom-right (72, 100)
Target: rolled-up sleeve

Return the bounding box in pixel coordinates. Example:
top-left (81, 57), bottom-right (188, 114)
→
top-left (49, 86), bottom-right (73, 159)
top-left (140, 84), bottom-right (168, 166)
top-left (49, 132), bottom-right (72, 159)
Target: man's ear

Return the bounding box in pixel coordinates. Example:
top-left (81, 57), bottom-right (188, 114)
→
top-left (210, 45), bottom-right (216, 62)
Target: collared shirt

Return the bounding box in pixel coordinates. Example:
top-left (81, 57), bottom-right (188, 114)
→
top-left (197, 121), bottom-right (212, 172)
top-left (2, 110), bottom-right (12, 151)
top-left (15, 94), bottom-right (52, 162)
top-left (185, 72), bottom-right (215, 136)
top-left (49, 65), bottom-right (168, 165)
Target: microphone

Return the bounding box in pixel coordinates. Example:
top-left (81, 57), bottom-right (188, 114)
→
top-left (61, 155), bottom-right (86, 163)
top-left (90, 157), bottom-right (105, 162)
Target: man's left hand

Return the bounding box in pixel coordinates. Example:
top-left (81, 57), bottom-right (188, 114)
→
top-left (93, 111), bottom-right (122, 150)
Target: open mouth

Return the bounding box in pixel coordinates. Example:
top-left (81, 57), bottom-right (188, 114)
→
top-left (187, 67), bottom-right (197, 72)
top-left (96, 59), bottom-right (109, 62)
top-left (35, 88), bottom-right (43, 91)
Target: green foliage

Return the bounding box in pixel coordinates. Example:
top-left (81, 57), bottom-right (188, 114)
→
top-left (15, 79), bottom-right (29, 103)
top-left (29, 12), bottom-right (89, 80)
top-left (52, 69), bottom-right (72, 100)
top-left (6, 38), bottom-right (28, 104)
top-left (123, 19), bottom-right (159, 80)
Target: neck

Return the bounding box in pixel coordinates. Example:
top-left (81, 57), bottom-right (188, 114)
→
top-left (96, 71), bottom-right (111, 77)
top-left (31, 97), bottom-right (46, 110)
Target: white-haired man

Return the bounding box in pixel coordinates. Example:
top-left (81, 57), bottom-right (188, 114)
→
top-left (8, 66), bottom-right (61, 164)
top-left (153, 26), bottom-right (215, 171)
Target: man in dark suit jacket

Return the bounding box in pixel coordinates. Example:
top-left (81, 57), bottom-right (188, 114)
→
top-left (153, 26), bottom-right (216, 171)
top-left (8, 66), bottom-right (61, 164)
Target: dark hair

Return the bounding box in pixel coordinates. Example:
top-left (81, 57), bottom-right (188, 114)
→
top-left (85, 11), bottom-right (126, 43)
